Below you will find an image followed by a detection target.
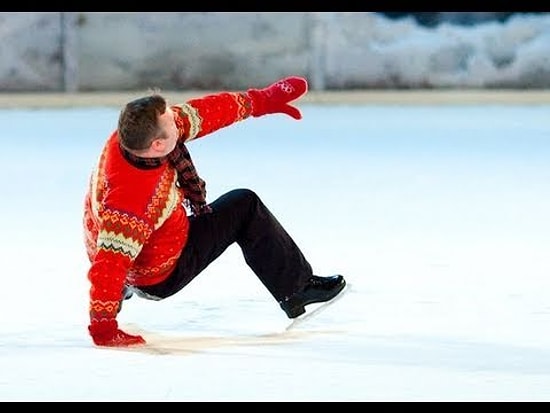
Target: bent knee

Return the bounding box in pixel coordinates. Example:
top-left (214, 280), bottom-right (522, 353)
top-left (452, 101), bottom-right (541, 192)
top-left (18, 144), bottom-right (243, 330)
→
top-left (227, 188), bottom-right (263, 213)
top-left (230, 188), bottom-right (259, 202)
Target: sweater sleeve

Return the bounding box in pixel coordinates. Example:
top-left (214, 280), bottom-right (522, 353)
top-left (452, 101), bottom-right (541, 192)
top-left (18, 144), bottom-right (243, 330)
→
top-left (88, 206), bottom-right (151, 329)
top-left (171, 91), bottom-right (253, 142)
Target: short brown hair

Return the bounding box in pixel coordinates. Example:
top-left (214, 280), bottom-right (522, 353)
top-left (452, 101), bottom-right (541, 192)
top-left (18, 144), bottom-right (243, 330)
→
top-left (117, 94), bottom-right (167, 151)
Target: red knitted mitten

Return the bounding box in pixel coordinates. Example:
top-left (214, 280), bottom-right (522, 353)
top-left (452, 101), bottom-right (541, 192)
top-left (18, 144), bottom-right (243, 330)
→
top-left (88, 319), bottom-right (146, 347)
top-left (247, 76), bottom-right (308, 120)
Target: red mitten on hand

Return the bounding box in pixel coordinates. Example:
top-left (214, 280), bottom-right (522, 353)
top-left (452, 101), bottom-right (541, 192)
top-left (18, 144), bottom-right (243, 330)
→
top-left (248, 76), bottom-right (308, 120)
top-left (88, 319), bottom-right (146, 347)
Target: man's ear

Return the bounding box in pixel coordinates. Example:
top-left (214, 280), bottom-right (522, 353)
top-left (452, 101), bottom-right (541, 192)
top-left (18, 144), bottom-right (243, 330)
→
top-left (150, 138), bottom-right (165, 153)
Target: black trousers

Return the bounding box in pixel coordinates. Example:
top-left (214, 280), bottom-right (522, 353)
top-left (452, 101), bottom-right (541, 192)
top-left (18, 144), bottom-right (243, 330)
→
top-left (137, 188), bottom-right (313, 302)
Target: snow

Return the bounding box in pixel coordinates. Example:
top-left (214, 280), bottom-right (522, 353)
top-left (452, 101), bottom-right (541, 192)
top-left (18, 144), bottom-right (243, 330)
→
top-left (323, 12), bottom-right (550, 88)
top-left (1, 102), bottom-right (550, 401)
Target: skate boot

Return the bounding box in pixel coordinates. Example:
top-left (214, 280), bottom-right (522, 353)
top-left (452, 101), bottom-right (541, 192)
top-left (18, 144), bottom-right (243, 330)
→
top-left (279, 274), bottom-right (346, 318)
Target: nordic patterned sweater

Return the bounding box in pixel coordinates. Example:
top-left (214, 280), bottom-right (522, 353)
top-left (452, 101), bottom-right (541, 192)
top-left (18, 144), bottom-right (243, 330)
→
top-left (83, 91), bottom-right (253, 330)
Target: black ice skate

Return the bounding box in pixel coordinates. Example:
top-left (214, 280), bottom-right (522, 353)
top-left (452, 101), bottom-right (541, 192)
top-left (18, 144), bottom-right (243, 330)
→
top-left (279, 274), bottom-right (346, 318)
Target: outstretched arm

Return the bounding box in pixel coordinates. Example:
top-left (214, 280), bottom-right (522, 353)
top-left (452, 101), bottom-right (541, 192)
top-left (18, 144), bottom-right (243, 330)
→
top-left (172, 76), bottom-right (308, 142)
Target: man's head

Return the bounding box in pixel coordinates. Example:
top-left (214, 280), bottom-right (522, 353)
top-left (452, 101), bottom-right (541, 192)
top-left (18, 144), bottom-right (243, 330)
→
top-left (117, 94), bottom-right (179, 157)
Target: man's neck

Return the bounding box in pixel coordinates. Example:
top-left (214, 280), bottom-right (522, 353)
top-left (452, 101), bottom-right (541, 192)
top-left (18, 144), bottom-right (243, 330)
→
top-left (119, 143), bottom-right (167, 169)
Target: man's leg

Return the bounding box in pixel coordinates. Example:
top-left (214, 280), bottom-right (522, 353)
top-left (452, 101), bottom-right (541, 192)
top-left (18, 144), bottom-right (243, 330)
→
top-left (139, 188), bottom-right (346, 317)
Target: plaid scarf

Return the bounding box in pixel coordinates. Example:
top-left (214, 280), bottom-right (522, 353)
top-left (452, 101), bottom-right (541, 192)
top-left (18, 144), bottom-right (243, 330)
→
top-left (166, 139), bottom-right (212, 215)
top-left (119, 140), bottom-right (211, 215)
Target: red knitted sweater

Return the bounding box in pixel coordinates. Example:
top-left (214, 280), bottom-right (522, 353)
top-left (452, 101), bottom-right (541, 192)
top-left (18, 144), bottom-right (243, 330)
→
top-left (83, 91), bottom-right (253, 329)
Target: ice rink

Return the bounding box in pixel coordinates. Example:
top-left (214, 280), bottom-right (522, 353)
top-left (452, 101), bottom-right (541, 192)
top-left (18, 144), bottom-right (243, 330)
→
top-left (1, 94), bottom-right (550, 401)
